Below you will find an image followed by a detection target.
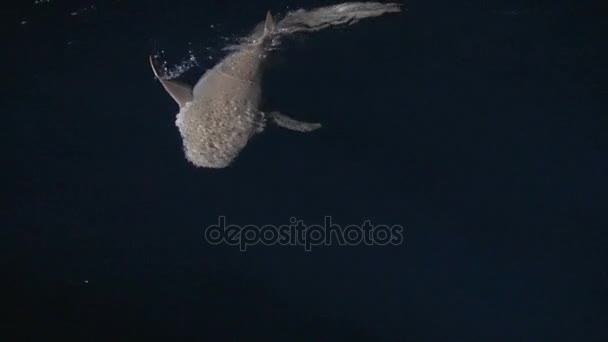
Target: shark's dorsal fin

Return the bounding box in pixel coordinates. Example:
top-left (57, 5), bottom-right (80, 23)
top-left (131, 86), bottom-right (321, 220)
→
top-left (149, 56), bottom-right (193, 108)
top-left (264, 11), bottom-right (275, 36)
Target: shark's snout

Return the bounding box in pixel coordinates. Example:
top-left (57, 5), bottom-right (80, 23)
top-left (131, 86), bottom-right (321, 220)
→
top-left (184, 147), bottom-right (233, 169)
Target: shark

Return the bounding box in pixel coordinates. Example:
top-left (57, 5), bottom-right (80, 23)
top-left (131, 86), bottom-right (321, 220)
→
top-left (150, 12), bottom-right (321, 168)
top-left (150, 2), bottom-right (401, 168)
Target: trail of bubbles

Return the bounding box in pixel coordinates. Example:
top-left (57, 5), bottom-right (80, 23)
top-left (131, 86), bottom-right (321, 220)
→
top-left (223, 2), bottom-right (401, 52)
top-left (163, 2), bottom-right (402, 73)
top-left (151, 50), bottom-right (199, 79)
top-left (275, 2), bottom-right (401, 34)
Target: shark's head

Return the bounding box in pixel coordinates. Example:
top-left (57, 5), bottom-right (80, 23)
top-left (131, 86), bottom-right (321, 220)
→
top-left (174, 101), bottom-right (261, 169)
top-left (183, 145), bottom-right (233, 168)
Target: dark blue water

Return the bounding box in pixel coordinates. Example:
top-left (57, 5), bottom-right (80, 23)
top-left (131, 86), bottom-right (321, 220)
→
top-left (5, 0), bottom-right (607, 340)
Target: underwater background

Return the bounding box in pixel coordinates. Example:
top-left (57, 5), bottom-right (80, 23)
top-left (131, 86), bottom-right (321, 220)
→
top-left (5, 0), bottom-right (607, 340)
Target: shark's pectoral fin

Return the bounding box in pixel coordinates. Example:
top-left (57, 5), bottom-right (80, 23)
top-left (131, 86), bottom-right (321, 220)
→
top-left (269, 111), bottom-right (322, 132)
top-left (149, 56), bottom-right (193, 108)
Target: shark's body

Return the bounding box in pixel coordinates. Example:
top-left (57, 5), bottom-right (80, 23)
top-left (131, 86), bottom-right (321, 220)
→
top-left (151, 3), bottom-right (401, 168)
top-left (151, 12), bottom-right (320, 168)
